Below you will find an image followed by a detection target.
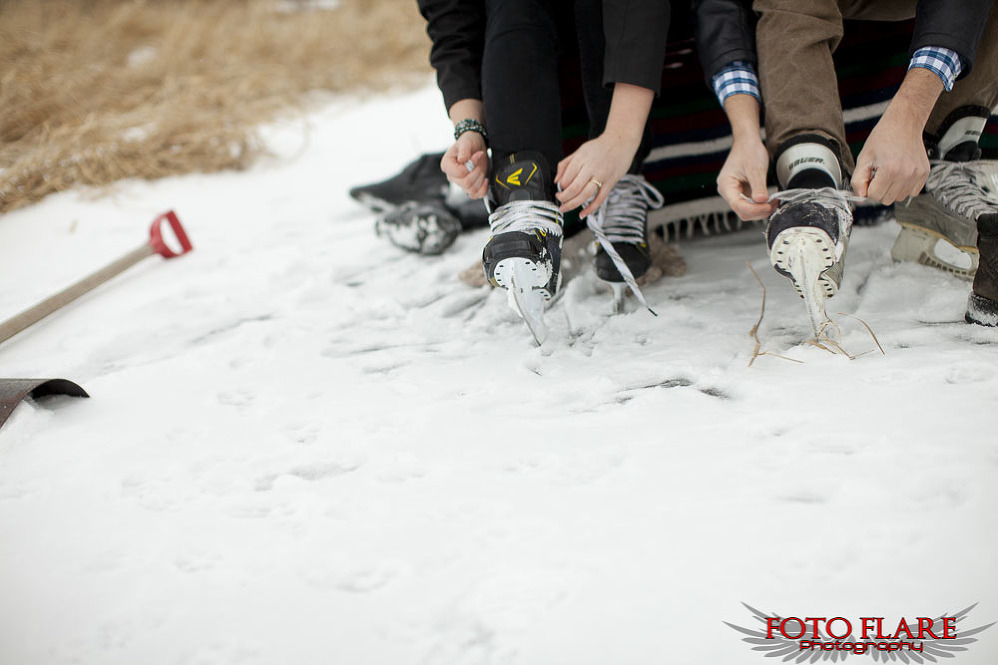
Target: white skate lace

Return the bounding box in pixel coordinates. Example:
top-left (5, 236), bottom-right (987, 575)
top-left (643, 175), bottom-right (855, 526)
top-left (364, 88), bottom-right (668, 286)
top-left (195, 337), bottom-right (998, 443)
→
top-left (587, 175), bottom-right (665, 314)
top-left (487, 199), bottom-right (564, 237)
top-left (920, 160), bottom-right (998, 221)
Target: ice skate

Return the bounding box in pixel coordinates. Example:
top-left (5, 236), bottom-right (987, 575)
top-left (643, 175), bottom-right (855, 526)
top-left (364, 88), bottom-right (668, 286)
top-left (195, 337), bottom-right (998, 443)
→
top-left (587, 174), bottom-right (664, 313)
top-left (893, 159), bottom-right (998, 280)
top-left (894, 113), bottom-right (998, 280)
top-left (483, 152), bottom-right (564, 344)
top-left (767, 188), bottom-right (853, 336)
top-left (375, 200), bottom-right (462, 255)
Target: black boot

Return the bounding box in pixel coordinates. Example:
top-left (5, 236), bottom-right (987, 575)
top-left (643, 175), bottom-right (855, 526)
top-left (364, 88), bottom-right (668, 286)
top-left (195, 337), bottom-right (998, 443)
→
top-left (967, 215), bottom-right (998, 326)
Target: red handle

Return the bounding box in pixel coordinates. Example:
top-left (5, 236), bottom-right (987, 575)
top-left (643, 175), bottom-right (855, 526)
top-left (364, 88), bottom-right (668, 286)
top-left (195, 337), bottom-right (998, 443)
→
top-left (148, 210), bottom-right (193, 258)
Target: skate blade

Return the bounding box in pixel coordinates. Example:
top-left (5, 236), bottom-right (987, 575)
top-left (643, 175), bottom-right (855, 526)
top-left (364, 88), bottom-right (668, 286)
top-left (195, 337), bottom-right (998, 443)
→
top-left (772, 228), bottom-right (836, 336)
top-left (494, 258), bottom-right (550, 345)
top-left (609, 282), bottom-right (626, 314)
top-left (892, 224), bottom-right (978, 280)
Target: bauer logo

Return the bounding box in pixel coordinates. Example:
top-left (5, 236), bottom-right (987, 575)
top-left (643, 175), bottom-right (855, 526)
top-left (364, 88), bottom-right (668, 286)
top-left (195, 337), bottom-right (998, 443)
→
top-left (726, 602), bottom-right (995, 661)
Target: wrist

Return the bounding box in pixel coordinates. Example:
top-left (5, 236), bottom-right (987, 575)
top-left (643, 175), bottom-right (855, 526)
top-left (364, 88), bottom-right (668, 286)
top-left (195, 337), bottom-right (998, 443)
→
top-left (453, 118), bottom-right (488, 146)
top-left (889, 68), bottom-right (943, 129)
top-left (601, 122), bottom-right (643, 152)
top-left (724, 95), bottom-right (763, 142)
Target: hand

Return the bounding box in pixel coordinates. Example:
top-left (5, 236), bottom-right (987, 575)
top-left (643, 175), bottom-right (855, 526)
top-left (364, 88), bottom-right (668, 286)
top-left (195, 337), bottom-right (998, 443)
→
top-left (851, 67), bottom-right (941, 204)
top-left (441, 131), bottom-right (488, 199)
top-left (851, 108), bottom-right (930, 204)
top-left (555, 134), bottom-right (634, 218)
top-left (717, 136), bottom-right (775, 220)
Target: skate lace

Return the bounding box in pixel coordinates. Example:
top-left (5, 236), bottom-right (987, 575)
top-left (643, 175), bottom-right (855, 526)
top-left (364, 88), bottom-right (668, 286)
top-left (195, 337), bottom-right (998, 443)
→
top-left (922, 160), bottom-right (998, 220)
top-left (766, 187), bottom-right (862, 240)
top-left (487, 199), bottom-right (564, 240)
top-left (768, 187), bottom-right (866, 208)
top-left (587, 175), bottom-right (665, 314)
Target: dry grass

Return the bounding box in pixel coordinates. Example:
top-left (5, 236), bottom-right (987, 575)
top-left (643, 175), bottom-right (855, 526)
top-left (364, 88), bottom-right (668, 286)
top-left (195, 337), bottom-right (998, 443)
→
top-left (0, 0), bottom-right (433, 212)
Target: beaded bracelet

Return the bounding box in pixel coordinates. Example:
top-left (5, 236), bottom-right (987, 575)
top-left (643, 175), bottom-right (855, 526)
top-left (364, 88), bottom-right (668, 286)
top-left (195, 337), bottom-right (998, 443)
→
top-left (454, 118), bottom-right (488, 145)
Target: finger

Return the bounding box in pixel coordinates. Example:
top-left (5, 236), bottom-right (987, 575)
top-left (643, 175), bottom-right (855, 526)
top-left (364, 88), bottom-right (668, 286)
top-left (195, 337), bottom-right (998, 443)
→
top-left (889, 176), bottom-right (917, 205)
top-left (442, 160), bottom-right (471, 182)
top-left (734, 199), bottom-right (776, 221)
top-left (909, 166), bottom-right (928, 199)
top-left (472, 151), bottom-right (488, 174)
top-left (579, 188), bottom-right (608, 218)
top-left (558, 167), bottom-right (596, 206)
top-left (561, 181), bottom-right (600, 213)
top-left (556, 161), bottom-right (584, 200)
top-left (441, 147), bottom-right (470, 178)
top-left (748, 169), bottom-right (769, 202)
top-left (467, 170), bottom-right (486, 193)
top-left (555, 155), bottom-right (571, 185)
top-left (717, 177), bottom-right (745, 210)
top-left (851, 161), bottom-right (874, 198)
top-left (867, 174), bottom-right (888, 203)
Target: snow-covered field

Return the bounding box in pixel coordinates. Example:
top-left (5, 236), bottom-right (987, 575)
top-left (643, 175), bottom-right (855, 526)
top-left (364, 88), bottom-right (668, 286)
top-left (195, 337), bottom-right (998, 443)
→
top-left (1, 82), bottom-right (996, 665)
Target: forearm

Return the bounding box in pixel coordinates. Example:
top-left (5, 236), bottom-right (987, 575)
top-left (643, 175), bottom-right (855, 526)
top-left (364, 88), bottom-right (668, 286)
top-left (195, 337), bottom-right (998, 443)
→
top-left (724, 94), bottom-right (763, 144)
top-left (885, 67), bottom-right (944, 132)
top-left (603, 83), bottom-right (654, 150)
top-left (448, 98), bottom-right (484, 126)
top-left (418, 0), bottom-right (485, 111)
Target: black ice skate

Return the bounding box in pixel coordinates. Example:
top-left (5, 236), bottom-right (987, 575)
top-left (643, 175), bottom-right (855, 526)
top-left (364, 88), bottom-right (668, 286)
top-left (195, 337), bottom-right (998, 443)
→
top-left (349, 152), bottom-right (448, 213)
top-left (483, 152), bottom-right (564, 344)
top-left (767, 189), bottom-right (854, 335)
top-left (587, 174), bottom-right (664, 312)
top-left (375, 200), bottom-right (462, 255)
top-left (893, 114), bottom-right (998, 280)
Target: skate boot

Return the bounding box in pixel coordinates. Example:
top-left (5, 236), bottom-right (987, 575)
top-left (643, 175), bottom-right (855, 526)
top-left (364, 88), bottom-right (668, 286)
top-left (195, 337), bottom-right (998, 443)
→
top-left (587, 174), bottom-right (664, 312)
top-left (769, 139), bottom-right (853, 335)
top-left (893, 111), bottom-right (998, 279)
top-left (375, 200), bottom-right (462, 255)
top-left (767, 190), bottom-right (853, 335)
top-left (483, 152), bottom-right (564, 344)
top-left (349, 152), bottom-right (449, 213)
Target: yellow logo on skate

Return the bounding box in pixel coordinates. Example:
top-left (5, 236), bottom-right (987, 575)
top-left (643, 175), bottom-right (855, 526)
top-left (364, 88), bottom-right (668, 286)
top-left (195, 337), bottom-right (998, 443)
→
top-left (504, 163), bottom-right (538, 187)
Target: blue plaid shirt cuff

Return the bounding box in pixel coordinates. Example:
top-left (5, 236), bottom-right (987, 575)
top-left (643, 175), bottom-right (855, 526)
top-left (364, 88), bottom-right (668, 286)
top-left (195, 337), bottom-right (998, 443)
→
top-left (712, 61), bottom-right (761, 105)
top-left (909, 47), bottom-right (963, 91)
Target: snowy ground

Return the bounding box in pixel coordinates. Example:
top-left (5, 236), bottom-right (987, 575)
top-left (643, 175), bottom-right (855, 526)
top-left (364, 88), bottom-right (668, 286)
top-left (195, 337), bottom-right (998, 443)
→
top-left (1, 82), bottom-right (996, 665)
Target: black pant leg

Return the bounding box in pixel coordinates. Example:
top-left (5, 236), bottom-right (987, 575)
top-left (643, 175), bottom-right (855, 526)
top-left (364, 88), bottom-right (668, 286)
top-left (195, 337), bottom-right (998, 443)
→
top-left (482, 0), bottom-right (563, 173)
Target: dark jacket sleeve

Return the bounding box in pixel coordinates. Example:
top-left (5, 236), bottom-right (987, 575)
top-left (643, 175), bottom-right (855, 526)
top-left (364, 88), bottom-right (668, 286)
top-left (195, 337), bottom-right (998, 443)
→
top-left (693, 0), bottom-right (757, 86)
top-left (417, 0), bottom-right (485, 112)
top-left (911, 0), bottom-right (995, 77)
top-left (601, 0), bottom-right (671, 94)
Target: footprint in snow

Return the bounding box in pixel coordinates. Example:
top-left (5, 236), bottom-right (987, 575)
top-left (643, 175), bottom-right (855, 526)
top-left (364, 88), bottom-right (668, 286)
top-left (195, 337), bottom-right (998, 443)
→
top-left (254, 458), bottom-right (364, 491)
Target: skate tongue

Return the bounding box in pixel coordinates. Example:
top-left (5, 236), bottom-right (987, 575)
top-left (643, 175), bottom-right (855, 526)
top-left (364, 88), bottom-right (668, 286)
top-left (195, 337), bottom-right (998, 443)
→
top-left (508, 263), bottom-right (549, 345)
top-left (943, 141), bottom-right (983, 163)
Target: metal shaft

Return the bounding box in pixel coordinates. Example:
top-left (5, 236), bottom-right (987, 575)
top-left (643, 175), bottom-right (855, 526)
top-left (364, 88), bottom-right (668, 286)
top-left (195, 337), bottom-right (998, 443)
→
top-left (0, 244), bottom-right (155, 345)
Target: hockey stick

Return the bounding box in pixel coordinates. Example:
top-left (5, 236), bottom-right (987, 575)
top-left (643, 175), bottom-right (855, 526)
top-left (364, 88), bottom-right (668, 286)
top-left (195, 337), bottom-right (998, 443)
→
top-left (0, 211), bottom-right (193, 345)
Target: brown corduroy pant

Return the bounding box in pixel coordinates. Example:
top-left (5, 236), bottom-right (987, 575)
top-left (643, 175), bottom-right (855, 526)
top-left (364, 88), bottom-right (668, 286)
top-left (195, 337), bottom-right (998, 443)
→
top-left (754, 0), bottom-right (998, 174)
